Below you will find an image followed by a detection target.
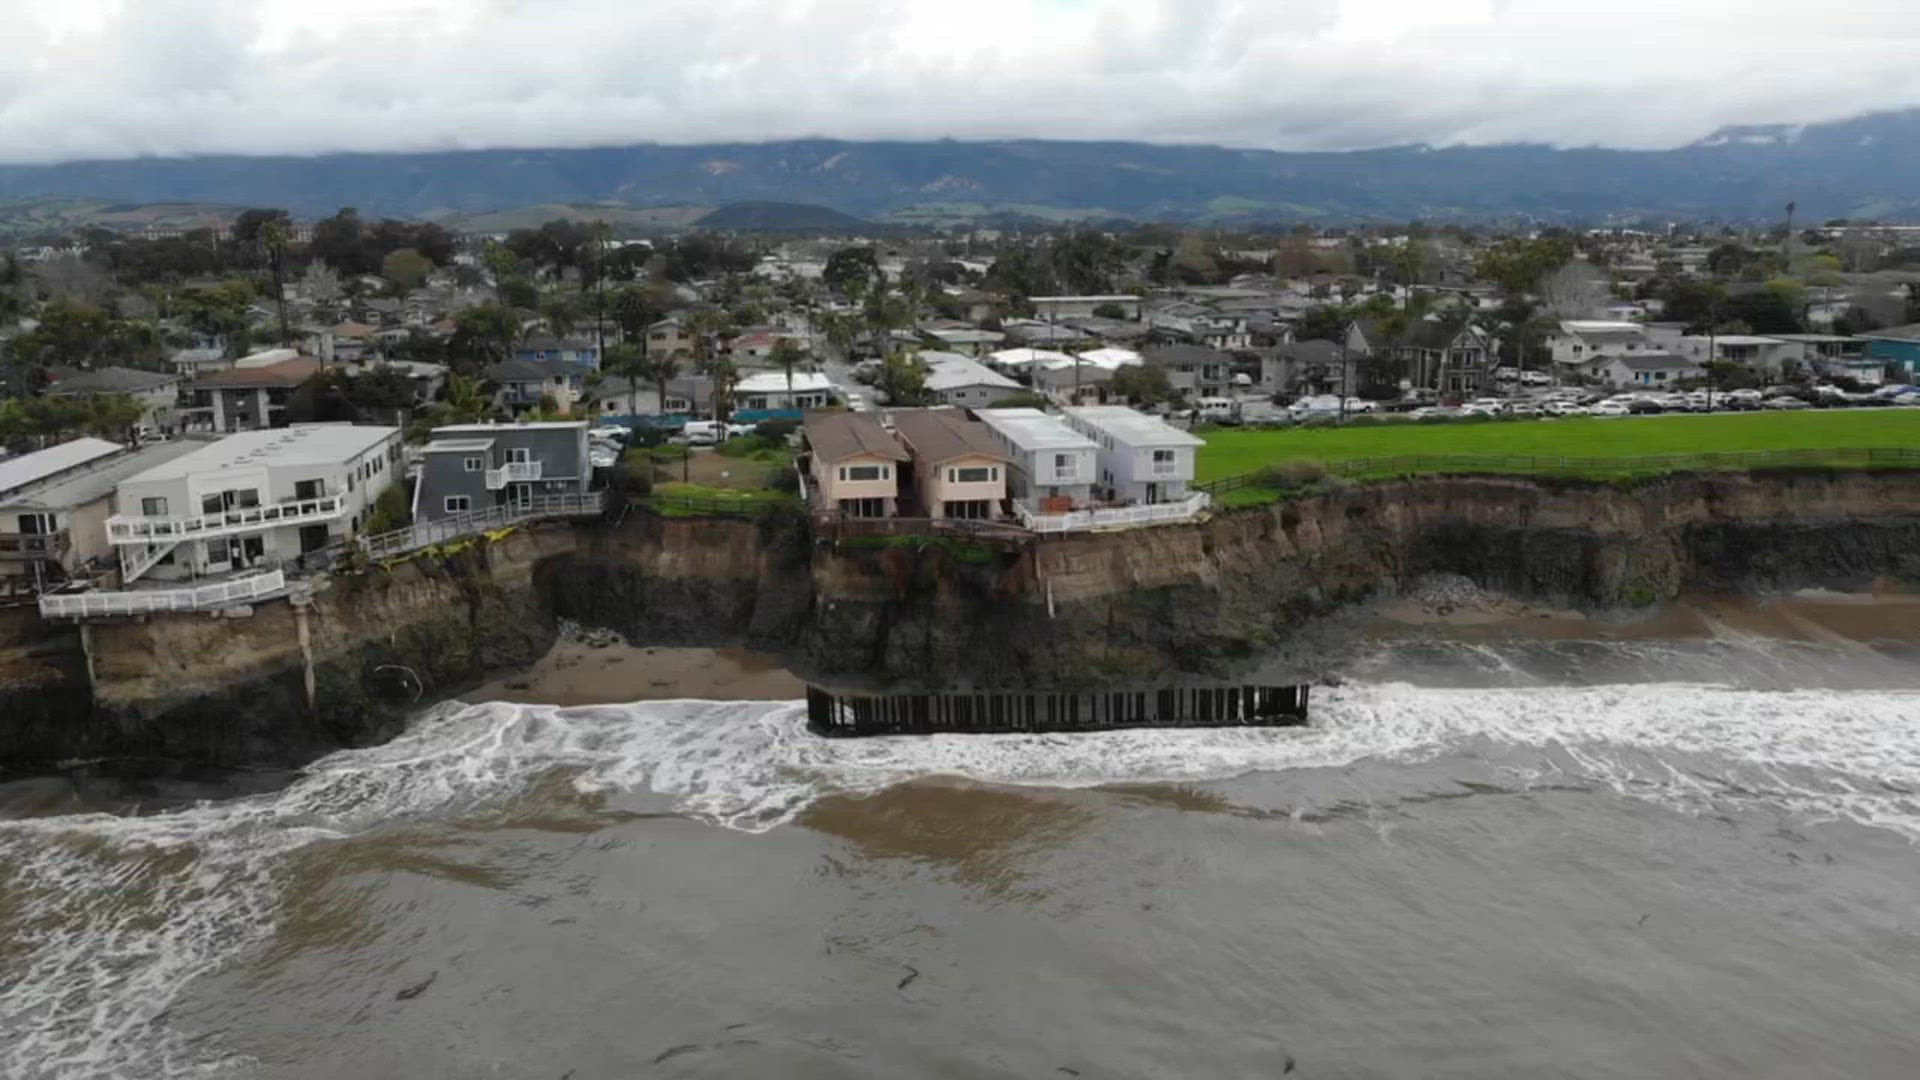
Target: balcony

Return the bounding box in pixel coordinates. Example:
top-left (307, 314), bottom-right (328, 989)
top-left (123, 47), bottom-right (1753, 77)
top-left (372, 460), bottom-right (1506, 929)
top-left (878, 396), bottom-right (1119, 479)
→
top-left (107, 495), bottom-right (348, 545)
top-left (484, 460), bottom-right (544, 489)
top-left (0, 532), bottom-right (70, 561)
top-left (40, 570), bottom-right (287, 620)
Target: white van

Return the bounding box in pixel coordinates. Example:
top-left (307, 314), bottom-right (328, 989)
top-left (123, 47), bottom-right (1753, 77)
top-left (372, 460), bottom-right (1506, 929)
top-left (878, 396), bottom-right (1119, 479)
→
top-left (679, 420), bottom-right (721, 446)
top-left (1195, 397), bottom-right (1238, 421)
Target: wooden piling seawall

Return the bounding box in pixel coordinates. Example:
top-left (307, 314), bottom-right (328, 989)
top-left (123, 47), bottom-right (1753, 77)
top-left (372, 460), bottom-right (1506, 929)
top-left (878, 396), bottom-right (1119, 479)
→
top-left (806, 684), bottom-right (1310, 737)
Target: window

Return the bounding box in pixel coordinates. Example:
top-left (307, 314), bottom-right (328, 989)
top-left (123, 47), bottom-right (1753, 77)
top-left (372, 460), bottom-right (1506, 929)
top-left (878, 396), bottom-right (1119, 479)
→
top-left (1153, 450), bottom-right (1176, 464)
top-left (444, 496), bottom-right (472, 513)
top-left (509, 448), bottom-right (532, 464)
top-left (202, 494), bottom-right (223, 515)
top-left (463, 456), bottom-right (483, 473)
top-left (141, 497), bottom-right (168, 516)
top-left (1572, 345), bottom-right (1584, 355)
top-left (845, 465), bottom-right (884, 482)
top-left (952, 467), bottom-right (993, 483)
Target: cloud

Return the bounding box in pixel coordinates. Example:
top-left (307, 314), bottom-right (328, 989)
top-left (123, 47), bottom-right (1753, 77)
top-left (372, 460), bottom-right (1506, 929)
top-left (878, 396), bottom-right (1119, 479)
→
top-left (2, 0), bottom-right (1918, 163)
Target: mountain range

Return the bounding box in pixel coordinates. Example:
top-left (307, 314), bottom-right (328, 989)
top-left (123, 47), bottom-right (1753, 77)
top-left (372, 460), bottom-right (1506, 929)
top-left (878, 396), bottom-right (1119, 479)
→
top-left (2, 110), bottom-right (1919, 228)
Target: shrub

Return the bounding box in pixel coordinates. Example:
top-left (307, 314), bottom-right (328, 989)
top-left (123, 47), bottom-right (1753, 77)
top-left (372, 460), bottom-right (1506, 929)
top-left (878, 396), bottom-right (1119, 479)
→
top-left (1257, 458), bottom-right (1329, 488)
top-left (755, 418), bottom-right (801, 442)
top-left (364, 483), bottom-right (411, 534)
top-left (766, 467), bottom-right (800, 493)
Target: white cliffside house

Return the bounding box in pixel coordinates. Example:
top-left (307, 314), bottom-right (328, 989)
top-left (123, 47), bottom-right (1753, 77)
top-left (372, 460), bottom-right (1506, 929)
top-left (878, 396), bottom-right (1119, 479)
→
top-left (1060, 406), bottom-right (1205, 505)
top-left (108, 424), bottom-right (402, 583)
top-left (971, 408), bottom-right (1098, 513)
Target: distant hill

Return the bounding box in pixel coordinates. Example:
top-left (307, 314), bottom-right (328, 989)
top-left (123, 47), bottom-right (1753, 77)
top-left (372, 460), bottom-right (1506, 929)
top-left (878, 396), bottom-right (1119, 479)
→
top-left (0, 197), bottom-right (244, 238)
top-left (434, 202), bottom-right (712, 234)
top-left (1, 110), bottom-right (1919, 226)
top-left (693, 201), bottom-right (867, 231)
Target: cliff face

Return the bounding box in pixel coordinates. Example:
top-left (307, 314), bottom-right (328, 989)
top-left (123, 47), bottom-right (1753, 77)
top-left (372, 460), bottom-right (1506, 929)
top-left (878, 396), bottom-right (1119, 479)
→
top-left (4, 471), bottom-right (1919, 768)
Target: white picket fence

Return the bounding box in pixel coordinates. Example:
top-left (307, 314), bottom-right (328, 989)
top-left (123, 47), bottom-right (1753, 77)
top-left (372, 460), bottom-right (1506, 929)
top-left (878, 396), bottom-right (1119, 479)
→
top-left (39, 570), bottom-right (288, 619)
top-left (1014, 492), bottom-right (1211, 534)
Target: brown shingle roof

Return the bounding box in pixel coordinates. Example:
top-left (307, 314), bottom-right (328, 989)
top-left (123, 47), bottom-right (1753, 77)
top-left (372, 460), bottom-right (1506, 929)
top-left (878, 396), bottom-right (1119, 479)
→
top-left (889, 408), bottom-right (1008, 465)
top-left (803, 410), bottom-right (907, 463)
top-left (192, 358), bottom-right (322, 389)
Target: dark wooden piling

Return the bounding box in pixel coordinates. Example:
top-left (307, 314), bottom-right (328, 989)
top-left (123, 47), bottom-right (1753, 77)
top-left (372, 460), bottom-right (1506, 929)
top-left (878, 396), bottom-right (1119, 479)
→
top-left (805, 684), bottom-right (1311, 737)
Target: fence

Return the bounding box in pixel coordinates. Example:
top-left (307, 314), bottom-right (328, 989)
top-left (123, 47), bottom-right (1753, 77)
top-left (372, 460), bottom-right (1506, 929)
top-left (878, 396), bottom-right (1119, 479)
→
top-left (355, 491), bottom-right (607, 562)
top-left (813, 515), bottom-right (1031, 542)
top-left (807, 683), bottom-right (1310, 737)
top-left (1198, 447), bottom-right (1920, 497)
top-left (39, 570), bottom-right (287, 619)
top-left (1014, 491), bottom-right (1213, 534)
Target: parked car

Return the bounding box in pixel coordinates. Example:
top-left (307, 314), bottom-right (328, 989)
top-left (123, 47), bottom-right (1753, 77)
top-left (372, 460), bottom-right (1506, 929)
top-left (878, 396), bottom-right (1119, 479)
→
top-left (590, 424), bottom-right (631, 443)
top-left (1588, 402), bottom-right (1631, 417)
top-left (1519, 370), bottom-right (1553, 387)
top-left (679, 420), bottom-right (721, 446)
top-left (1762, 395), bottom-right (1811, 410)
top-left (1724, 389), bottom-right (1764, 410)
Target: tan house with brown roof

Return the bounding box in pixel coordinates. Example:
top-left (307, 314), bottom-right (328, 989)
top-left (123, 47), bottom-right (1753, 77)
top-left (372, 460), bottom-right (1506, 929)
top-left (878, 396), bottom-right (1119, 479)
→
top-left (888, 408), bottom-right (1009, 520)
top-left (184, 357), bottom-right (323, 434)
top-left (803, 410), bottom-right (907, 518)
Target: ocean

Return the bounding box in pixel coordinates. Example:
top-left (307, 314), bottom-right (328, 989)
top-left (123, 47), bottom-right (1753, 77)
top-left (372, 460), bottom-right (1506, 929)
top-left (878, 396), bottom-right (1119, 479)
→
top-left (4, 635), bottom-right (1920, 1078)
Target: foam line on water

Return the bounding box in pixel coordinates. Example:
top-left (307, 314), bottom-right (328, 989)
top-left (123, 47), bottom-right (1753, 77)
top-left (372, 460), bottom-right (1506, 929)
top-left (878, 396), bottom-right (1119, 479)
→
top-left (5, 683), bottom-right (1920, 1077)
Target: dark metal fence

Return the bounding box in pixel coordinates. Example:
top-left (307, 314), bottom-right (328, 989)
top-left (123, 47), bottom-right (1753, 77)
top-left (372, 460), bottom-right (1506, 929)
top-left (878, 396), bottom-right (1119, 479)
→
top-left (807, 684), bottom-right (1310, 737)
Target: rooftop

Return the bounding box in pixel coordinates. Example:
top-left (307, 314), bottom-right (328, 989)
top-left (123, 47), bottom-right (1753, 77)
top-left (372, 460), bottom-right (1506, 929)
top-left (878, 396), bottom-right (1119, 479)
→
top-left (0, 439), bottom-right (205, 510)
top-left (193, 358), bottom-right (321, 388)
top-left (1061, 405), bottom-right (1205, 448)
top-left (424, 438), bottom-right (497, 454)
top-left (0, 437), bottom-right (125, 499)
top-left (46, 366), bottom-right (177, 395)
top-left (123, 424), bottom-right (399, 483)
top-left (434, 421), bottom-right (588, 434)
top-left (922, 352), bottom-right (1021, 393)
top-left (734, 370), bottom-right (834, 395)
top-left (888, 408), bottom-right (1008, 465)
top-left (973, 408), bottom-right (1099, 453)
top-left (988, 347), bottom-right (1074, 368)
top-left (804, 410), bottom-right (908, 463)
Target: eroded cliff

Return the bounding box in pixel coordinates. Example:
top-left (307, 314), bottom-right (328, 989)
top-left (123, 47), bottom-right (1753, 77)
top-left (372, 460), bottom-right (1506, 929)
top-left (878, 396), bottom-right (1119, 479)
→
top-left (3, 470), bottom-right (1918, 767)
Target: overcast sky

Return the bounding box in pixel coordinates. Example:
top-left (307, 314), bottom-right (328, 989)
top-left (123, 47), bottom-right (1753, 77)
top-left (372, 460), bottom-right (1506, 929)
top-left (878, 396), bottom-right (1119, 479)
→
top-left (4, 0), bottom-right (1918, 164)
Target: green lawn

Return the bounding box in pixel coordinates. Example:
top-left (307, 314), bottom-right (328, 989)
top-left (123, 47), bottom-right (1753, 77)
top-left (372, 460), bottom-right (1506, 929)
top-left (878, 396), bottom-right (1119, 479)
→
top-left (644, 482), bottom-right (798, 518)
top-left (1196, 411), bottom-right (1920, 486)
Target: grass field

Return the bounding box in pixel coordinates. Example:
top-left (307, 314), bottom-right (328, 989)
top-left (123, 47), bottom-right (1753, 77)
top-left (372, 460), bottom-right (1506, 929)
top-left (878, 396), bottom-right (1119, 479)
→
top-left (1196, 411), bottom-right (1920, 485)
top-left (643, 482), bottom-right (797, 518)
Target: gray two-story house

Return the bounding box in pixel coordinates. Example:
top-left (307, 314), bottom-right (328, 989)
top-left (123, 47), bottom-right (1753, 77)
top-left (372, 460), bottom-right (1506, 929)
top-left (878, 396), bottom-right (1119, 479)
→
top-left (414, 421), bottom-right (593, 522)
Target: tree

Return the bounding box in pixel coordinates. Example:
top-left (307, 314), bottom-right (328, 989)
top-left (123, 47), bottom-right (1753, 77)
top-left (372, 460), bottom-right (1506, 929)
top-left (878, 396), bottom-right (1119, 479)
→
top-left (381, 248), bottom-right (433, 291)
top-left (542, 292), bottom-right (581, 338)
top-left (450, 302), bottom-right (523, 370)
top-left (1296, 304), bottom-right (1348, 343)
top-left (878, 351), bottom-right (929, 406)
top-left (1535, 261), bottom-right (1611, 319)
top-left (1473, 235), bottom-right (1575, 296)
top-left (1091, 302), bottom-right (1130, 320)
top-left (604, 342), bottom-right (648, 417)
top-left (769, 337), bottom-right (807, 400)
top-left (312, 207), bottom-right (376, 276)
top-left (823, 246), bottom-right (885, 298)
top-left (440, 373), bottom-right (494, 424)
top-left (7, 299), bottom-right (115, 365)
top-left (1107, 363), bottom-right (1174, 407)
top-left (644, 353), bottom-right (682, 418)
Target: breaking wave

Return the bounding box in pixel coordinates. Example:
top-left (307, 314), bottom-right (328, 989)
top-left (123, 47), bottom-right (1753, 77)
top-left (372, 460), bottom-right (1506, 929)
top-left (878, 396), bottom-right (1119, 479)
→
top-left (3, 683), bottom-right (1919, 1077)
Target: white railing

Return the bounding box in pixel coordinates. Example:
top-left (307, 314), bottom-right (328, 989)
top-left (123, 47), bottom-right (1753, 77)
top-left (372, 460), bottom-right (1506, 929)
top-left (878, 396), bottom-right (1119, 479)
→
top-left (484, 460), bottom-right (544, 489)
top-left (39, 570), bottom-right (287, 619)
top-left (357, 491), bottom-right (605, 562)
top-left (1015, 492), bottom-right (1211, 534)
top-left (107, 495), bottom-right (347, 545)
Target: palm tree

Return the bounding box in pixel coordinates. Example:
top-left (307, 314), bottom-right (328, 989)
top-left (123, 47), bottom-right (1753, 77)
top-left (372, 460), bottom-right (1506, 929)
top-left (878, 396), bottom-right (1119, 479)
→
top-left (443, 373), bottom-right (494, 423)
top-left (261, 218), bottom-right (291, 346)
top-left (768, 336), bottom-right (806, 408)
top-left (604, 342), bottom-right (646, 420)
top-left (645, 353), bottom-right (681, 419)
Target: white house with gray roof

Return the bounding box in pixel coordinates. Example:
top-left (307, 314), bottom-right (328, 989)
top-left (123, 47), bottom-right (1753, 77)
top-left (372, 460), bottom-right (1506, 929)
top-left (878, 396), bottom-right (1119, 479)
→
top-left (1060, 405), bottom-right (1205, 505)
top-left (108, 424), bottom-right (402, 583)
top-left (971, 408), bottom-right (1098, 512)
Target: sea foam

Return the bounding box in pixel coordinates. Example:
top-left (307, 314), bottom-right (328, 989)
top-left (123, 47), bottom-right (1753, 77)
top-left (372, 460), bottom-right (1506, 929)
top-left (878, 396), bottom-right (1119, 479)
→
top-left (3, 682), bottom-right (1919, 1077)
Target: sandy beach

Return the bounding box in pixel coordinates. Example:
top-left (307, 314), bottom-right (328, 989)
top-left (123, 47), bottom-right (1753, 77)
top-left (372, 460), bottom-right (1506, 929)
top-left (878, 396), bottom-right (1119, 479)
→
top-left (1368, 578), bottom-right (1920, 645)
top-left (468, 625), bottom-right (806, 706)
